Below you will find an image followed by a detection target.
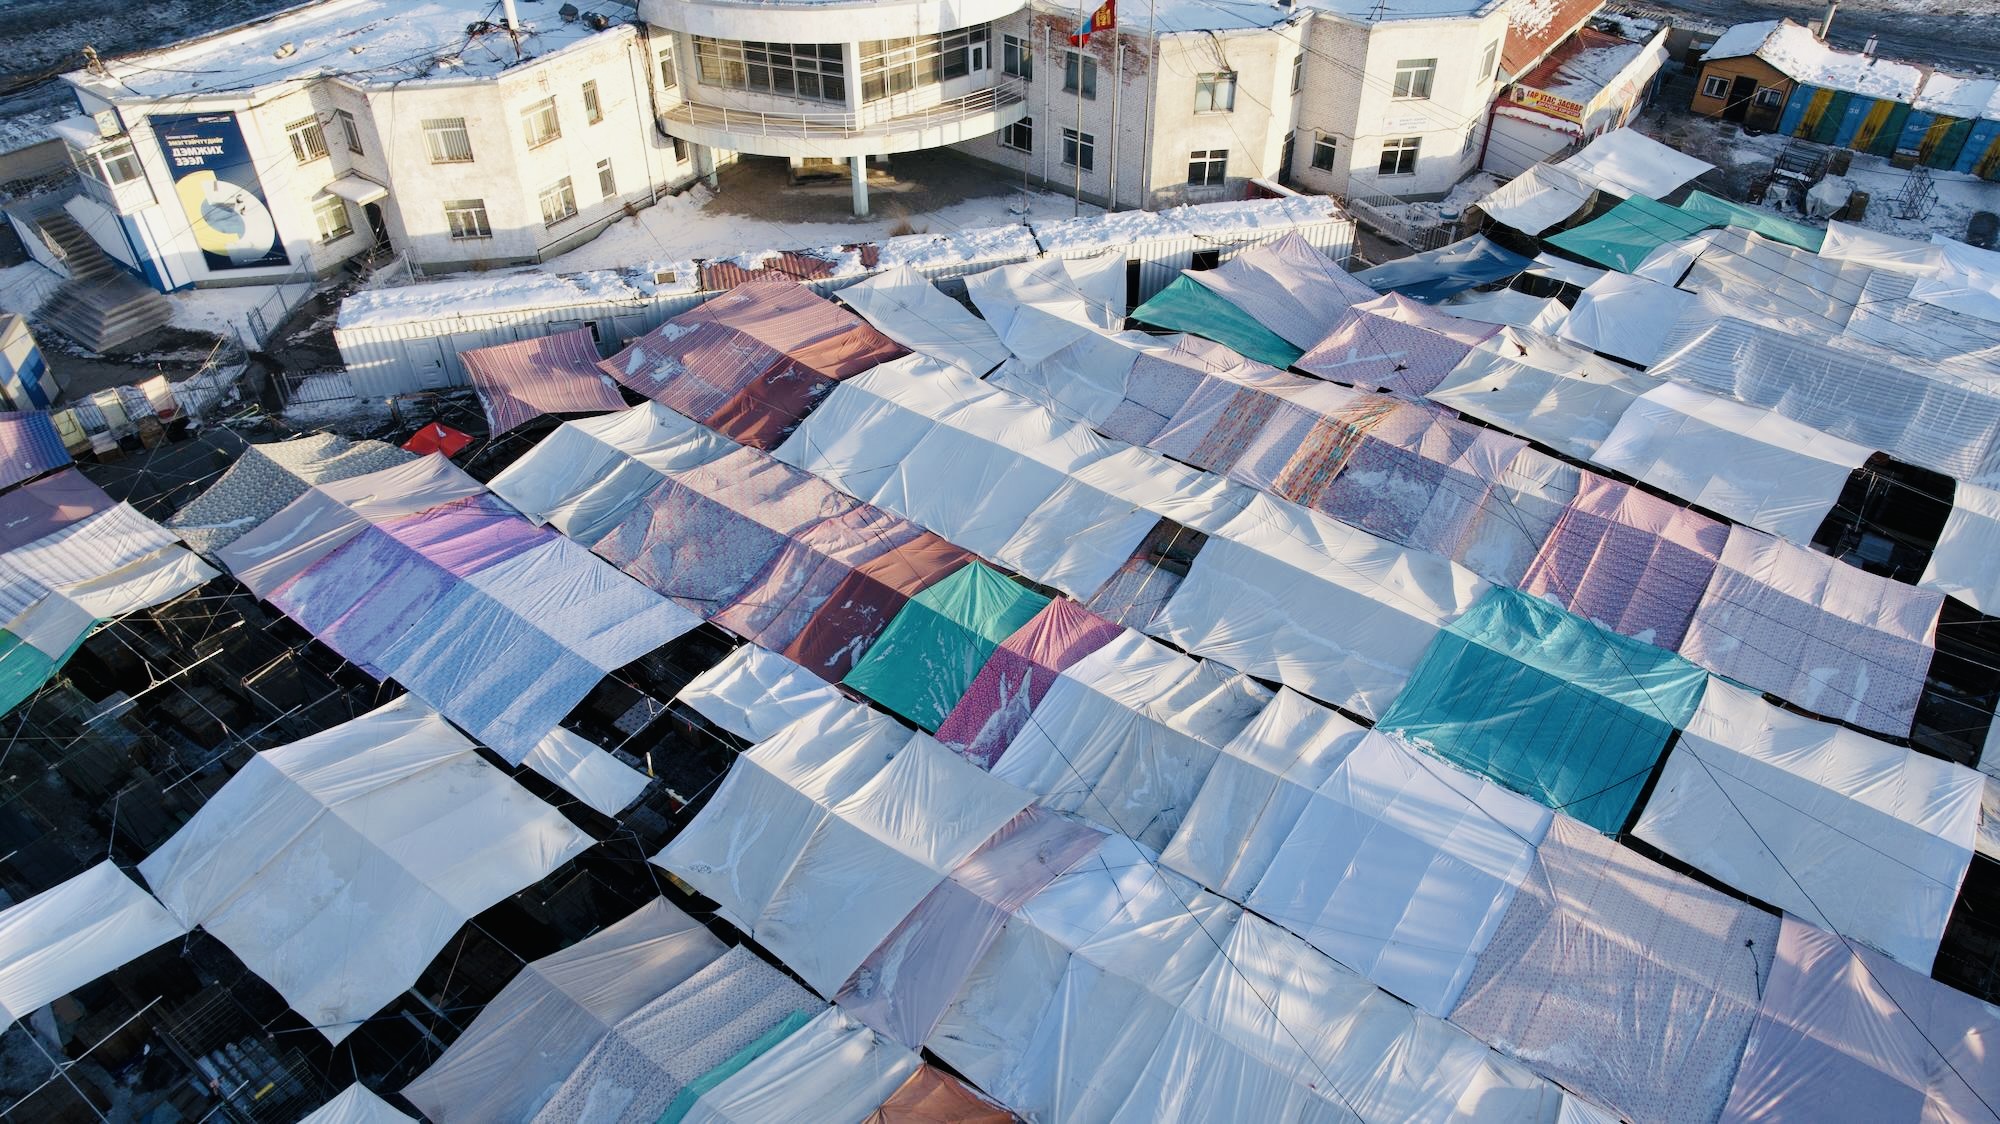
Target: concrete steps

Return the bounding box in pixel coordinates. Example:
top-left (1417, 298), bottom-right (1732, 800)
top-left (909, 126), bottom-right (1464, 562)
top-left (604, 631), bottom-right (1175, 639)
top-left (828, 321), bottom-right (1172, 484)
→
top-left (31, 211), bottom-right (173, 352)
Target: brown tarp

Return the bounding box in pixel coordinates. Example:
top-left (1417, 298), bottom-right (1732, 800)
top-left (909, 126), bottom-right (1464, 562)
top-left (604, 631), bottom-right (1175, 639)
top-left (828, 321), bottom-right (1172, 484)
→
top-left (863, 1066), bottom-right (1017, 1123)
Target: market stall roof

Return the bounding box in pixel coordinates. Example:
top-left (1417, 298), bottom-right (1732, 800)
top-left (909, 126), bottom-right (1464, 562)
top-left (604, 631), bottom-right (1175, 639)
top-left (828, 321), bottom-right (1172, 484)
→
top-left (1428, 327), bottom-right (1662, 460)
top-left (1556, 126), bottom-right (1715, 198)
top-left (1184, 230), bottom-right (1377, 348)
top-left (485, 404), bottom-right (731, 541)
top-left (520, 727), bottom-right (649, 818)
top-left (1682, 525), bottom-right (1942, 736)
top-left (1354, 235), bottom-right (1534, 303)
top-left (1921, 482), bottom-right (2000, 612)
top-left (675, 644), bottom-right (843, 743)
top-left (1129, 274), bottom-right (1304, 368)
top-left (1297, 293), bottom-right (1500, 395)
top-left (402, 898), bottom-right (729, 1123)
top-left (678, 1008), bottom-right (921, 1124)
top-left (837, 265), bottom-right (1008, 376)
top-left (168, 434), bottom-right (414, 556)
top-left (842, 562), bottom-right (1049, 730)
top-left (1634, 679), bottom-right (1982, 973)
top-left (460, 326), bottom-right (628, 437)
top-left (0, 411), bottom-right (69, 493)
top-left (1591, 381), bottom-right (1874, 543)
top-left (1678, 190), bottom-right (1825, 252)
top-left (1378, 586), bottom-right (1709, 833)
top-left (0, 861), bottom-right (185, 1031)
top-left (1558, 269), bottom-right (1697, 366)
top-left (1547, 195), bottom-right (1714, 273)
top-left (139, 696), bottom-right (594, 1043)
top-left (933, 598), bottom-right (1121, 766)
top-left (297, 1085), bottom-right (413, 1124)
top-left (1475, 162), bottom-right (1599, 235)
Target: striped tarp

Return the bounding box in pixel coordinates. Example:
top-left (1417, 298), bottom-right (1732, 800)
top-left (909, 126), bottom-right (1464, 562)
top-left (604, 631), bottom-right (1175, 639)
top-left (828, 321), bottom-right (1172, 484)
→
top-left (0, 412), bottom-right (70, 493)
top-left (1297, 293), bottom-right (1499, 396)
top-left (461, 327), bottom-right (628, 436)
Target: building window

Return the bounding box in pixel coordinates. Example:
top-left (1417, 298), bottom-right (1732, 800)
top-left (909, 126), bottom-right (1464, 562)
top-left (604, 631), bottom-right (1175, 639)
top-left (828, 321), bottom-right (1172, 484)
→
top-left (1701, 74), bottom-right (1730, 98)
top-left (1480, 40), bottom-right (1498, 80)
top-left (1061, 127), bottom-right (1094, 171)
top-left (658, 45), bottom-right (678, 90)
top-left (444, 198), bottom-right (491, 240)
top-left (597, 157), bottom-right (617, 198)
top-left (521, 97), bottom-right (561, 149)
top-left (335, 109), bottom-right (363, 154)
top-left (694, 38), bottom-right (846, 104)
top-left (93, 138), bottom-right (143, 185)
top-left (1392, 58), bottom-right (1436, 99)
top-left (313, 194), bottom-right (353, 243)
top-left (583, 80), bottom-right (603, 124)
top-left (1188, 148), bottom-right (1227, 186)
top-left (286, 115), bottom-right (328, 164)
top-left (1002, 116), bottom-right (1032, 151)
top-left (1195, 71), bottom-right (1236, 113)
top-left (671, 136), bottom-right (688, 163)
top-left (1064, 52), bottom-right (1096, 99)
top-left (1755, 86), bottom-right (1783, 107)
top-left (540, 177), bottom-right (579, 226)
top-left (860, 27), bottom-right (990, 101)
top-left (1310, 132), bottom-right (1338, 171)
top-left (1003, 33), bottom-right (1032, 80)
top-left (1378, 135), bottom-right (1420, 176)
top-left (423, 117), bottom-right (474, 163)
top-left (1291, 53), bottom-right (1303, 93)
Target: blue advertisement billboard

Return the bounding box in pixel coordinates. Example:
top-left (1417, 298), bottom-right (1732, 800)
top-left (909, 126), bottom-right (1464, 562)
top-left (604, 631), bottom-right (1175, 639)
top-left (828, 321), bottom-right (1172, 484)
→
top-left (151, 112), bottom-right (290, 271)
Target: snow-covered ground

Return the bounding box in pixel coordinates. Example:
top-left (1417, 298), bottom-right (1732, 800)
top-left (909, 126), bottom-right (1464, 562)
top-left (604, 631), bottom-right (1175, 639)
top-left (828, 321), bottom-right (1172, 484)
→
top-left (544, 181), bottom-right (1102, 274)
top-left (0, 261), bottom-right (61, 316)
top-left (167, 280), bottom-right (314, 343)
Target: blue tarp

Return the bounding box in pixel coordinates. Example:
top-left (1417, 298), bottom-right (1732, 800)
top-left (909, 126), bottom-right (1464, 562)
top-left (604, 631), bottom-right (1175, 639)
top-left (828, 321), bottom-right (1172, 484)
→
top-left (1352, 235), bottom-right (1533, 303)
top-left (1129, 274), bottom-right (1305, 368)
top-left (1377, 586), bottom-right (1710, 834)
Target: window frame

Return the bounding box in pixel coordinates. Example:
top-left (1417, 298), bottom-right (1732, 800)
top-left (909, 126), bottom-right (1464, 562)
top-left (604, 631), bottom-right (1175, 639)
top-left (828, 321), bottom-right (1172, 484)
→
top-left (312, 194), bottom-right (354, 244)
top-left (1061, 126), bottom-right (1095, 171)
top-left (1479, 41), bottom-right (1499, 81)
top-left (597, 157), bottom-right (617, 198)
top-left (1310, 132), bottom-right (1338, 172)
top-left (423, 117), bottom-right (474, 163)
top-left (1291, 52), bottom-right (1303, 94)
top-left (1187, 148), bottom-right (1228, 187)
top-left (334, 108), bottom-right (363, 155)
top-left (539, 176), bottom-right (579, 227)
top-left (658, 44), bottom-right (678, 90)
top-left (1701, 73), bottom-right (1730, 98)
top-left (1194, 71), bottom-right (1237, 113)
top-left (1392, 58), bottom-right (1437, 100)
top-left (286, 115), bottom-right (328, 165)
top-left (1002, 33), bottom-right (1032, 80)
top-left (1755, 85), bottom-right (1783, 108)
top-left (94, 138), bottom-right (143, 185)
top-left (443, 198), bottom-right (492, 240)
top-left (1378, 135), bottom-right (1421, 176)
top-left (695, 37), bottom-right (847, 105)
top-left (521, 97), bottom-right (561, 150)
top-left (1064, 51), bottom-right (1097, 99)
top-left (582, 80), bottom-right (603, 124)
top-left (1001, 115), bottom-right (1033, 152)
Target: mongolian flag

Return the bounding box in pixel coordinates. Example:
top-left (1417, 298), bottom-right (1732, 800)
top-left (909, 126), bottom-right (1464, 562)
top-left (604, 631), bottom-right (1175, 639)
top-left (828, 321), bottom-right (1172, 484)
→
top-left (1069, 0), bottom-right (1115, 45)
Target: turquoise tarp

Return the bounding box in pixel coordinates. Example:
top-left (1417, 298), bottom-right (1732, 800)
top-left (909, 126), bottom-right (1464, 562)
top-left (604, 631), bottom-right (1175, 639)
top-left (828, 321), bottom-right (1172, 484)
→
top-left (1377, 586), bottom-right (1709, 834)
top-left (0, 626), bottom-right (93, 718)
top-left (656, 1008), bottom-right (816, 1124)
top-left (1676, 190), bottom-right (1827, 252)
top-left (1130, 274), bottom-right (1305, 368)
top-left (1544, 196), bottom-right (1713, 273)
top-left (842, 562), bottom-right (1051, 730)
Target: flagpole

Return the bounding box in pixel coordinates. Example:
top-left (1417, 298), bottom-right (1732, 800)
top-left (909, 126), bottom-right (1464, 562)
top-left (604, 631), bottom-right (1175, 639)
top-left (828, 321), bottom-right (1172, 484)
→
top-left (1074, 0), bottom-right (1086, 216)
top-left (1143, 0), bottom-right (1156, 210)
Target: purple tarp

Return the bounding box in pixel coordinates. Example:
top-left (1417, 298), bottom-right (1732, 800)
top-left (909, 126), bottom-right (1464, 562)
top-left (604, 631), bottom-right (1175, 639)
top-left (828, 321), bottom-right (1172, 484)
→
top-left (1520, 473), bottom-right (1729, 651)
top-left (0, 469), bottom-right (114, 553)
top-left (934, 599), bottom-right (1123, 765)
top-left (461, 327), bottom-right (629, 436)
top-left (1296, 293), bottom-right (1500, 395)
top-left (0, 412), bottom-right (70, 493)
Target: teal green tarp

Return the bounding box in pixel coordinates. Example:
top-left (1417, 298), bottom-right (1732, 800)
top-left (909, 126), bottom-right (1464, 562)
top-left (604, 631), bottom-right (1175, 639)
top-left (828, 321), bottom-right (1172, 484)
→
top-left (1677, 190), bottom-right (1827, 252)
top-left (0, 627), bottom-right (91, 719)
top-left (1377, 586), bottom-right (1709, 834)
top-left (1130, 274), bottom-right (1305, 368)
top-left (1543, 195), bottom-right (1713, 273)
top-left (842, 562), bottom-right (1050, 730)
top-left (656, 1009), bottom-right (815, 1124)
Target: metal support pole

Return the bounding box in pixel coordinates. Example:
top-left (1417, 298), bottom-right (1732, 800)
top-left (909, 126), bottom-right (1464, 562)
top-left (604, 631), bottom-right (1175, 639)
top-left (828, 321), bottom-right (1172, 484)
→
top-left (850, 155), bottom-right (870, 216)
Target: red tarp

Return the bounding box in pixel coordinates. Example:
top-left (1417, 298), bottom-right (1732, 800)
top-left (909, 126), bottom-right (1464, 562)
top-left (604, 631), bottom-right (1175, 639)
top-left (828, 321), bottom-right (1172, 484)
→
top-left (403, 423), bottom-right (473, 457)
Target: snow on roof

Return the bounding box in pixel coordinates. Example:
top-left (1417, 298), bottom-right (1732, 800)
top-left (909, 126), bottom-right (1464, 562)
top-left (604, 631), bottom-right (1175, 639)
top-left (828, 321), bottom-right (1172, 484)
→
top-left (1914, 73), bottom-right (2000, 120)
top-left (1030, 195), bottom-right (1344, 253)
top-left (338, 263), bottom-right (694, 330)
top-left (1297, 0), bottom-right (1501, 23)
top-left (877, 225), bottom-right (1041, 271)
top-left (1707, 19), bottom-right (1924, 103)
top-left (0, 102), bottom-right (71, 155)
top-left (1502, 0), bottom-right (1602, 77)
top-left (76, 0), bottom-right (632, 100)
top-left (1519, 27), bottom-right (1658, 102)
top-left (1701, 19), bottom-right (1782, 62)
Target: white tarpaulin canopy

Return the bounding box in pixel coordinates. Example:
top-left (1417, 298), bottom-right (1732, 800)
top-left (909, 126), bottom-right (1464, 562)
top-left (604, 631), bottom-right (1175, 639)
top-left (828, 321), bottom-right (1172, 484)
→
top-left (1475, 163), bottom-right (1599, 235)
top-left (1428, 327), bottom-right (1663, 460)
top-left (0, 861), bottom-right (184, 1030)
top-left (1559, 270), bottom-right (1697, 367)
top-left (1153, 492), bottom-right (1487, 719)
top-left (1911, 235), bottom-right (2000, 323)
top-left (1922, 482), bottom-right (2000, 612)
top-left (487, 405), bottom-right (731, 541)
top-left (1438, 289), bottom-right (1569, 332)
top-left (1184, 231), bottom-right (1377, 348)
top-left (1557, 127), bottom-right (1715, 199)
top-left (675, 644), bottom-right (842, 742)
top-left (1633, 679), bottom-right (1982, 974)
top-left (401, 898), bottom-right (728, 1122)
top-left (4, 547), bottom-right (216, 664)
top-left (520, 727), bottom-right (649, 818)
top-left (966, 255), bottom-right (1123, 364)
top-left (656, 704), bottom-right (1032, 995)
top-left (297, 1085), bottom-right (413, 1124)
top-left (1592, 381), bottom-right (1874, 543)
top-left (678, 1007), bottom-right (921, 1124)
top-left (838, 265), bottom-right (1008, 376)
top-left (139, 696), bottom-right (594, 1042)
top-left (991, 628), bottom-right (1273, 850)
top-left (1818, 221), bottom-right (1941, 273)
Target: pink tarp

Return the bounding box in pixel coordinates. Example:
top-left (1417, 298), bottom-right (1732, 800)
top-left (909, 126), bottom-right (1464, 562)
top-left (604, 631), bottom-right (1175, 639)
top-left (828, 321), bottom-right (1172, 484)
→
top-left (1682, 527), bottom-right (1941, 736)
top-left (836, 805), bottom-right (1103, 1048)
top-left (461, 326), bottom-right (629, 436)
top-left (0, 469), bottom-right (114, 553)
top-left (1521, 473), bottom-right (1729, 650)
top-left (1719, 916), bottom-right (2000, 1124)
top-left (933, 599), bottom-right (1122, 765)
top-left (601, 280), bottom-right (905, 449)
top-left (1297, 293), bottom-right (1500, 395)
top-left (588, 445), bottom-right (971, 680)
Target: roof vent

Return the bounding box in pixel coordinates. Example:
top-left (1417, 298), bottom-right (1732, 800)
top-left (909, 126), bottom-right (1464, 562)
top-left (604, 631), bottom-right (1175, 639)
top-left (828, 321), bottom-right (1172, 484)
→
top-left (653, 268), bottom-right (680, 285)
top-left (275, 41), bottom-right (297, 59)
top-left (584, 12), bottom-right (611, 30)
top-left (559, 3), bottom-right (581, 20)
